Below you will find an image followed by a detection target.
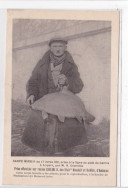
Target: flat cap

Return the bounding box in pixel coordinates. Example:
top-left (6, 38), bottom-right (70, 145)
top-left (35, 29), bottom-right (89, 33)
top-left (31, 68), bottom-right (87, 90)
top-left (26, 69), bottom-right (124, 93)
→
top-left (49, 37), bottom-right (68, 46)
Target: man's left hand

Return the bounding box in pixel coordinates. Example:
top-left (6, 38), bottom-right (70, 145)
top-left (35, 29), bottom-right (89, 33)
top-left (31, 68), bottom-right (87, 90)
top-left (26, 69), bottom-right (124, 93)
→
top-left (58, 74), bottom-right (68, 86)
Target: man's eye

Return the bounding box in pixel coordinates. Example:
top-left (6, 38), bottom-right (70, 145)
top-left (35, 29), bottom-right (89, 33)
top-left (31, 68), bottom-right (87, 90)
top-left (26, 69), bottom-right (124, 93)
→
top-left (53, 46), bottom-right (63, 48)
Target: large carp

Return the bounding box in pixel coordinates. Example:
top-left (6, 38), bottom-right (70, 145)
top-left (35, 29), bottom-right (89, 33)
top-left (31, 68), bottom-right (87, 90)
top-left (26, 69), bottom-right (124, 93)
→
top-left (32, 86), bottom-right (95, 128)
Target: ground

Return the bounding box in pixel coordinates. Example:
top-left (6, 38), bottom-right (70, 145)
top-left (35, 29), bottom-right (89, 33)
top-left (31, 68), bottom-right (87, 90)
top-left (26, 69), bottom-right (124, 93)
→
top-left (11, 100), bottom-right (110, 157)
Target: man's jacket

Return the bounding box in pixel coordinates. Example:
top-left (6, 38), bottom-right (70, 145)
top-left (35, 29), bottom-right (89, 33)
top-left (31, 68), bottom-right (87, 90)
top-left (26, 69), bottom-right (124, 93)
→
top-left (26, 50), bottom-right (84, 100)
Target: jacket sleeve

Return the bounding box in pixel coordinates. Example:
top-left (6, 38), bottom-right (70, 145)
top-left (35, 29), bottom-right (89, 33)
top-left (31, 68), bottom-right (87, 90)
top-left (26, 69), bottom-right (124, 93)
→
top-left (26, 61), bottom-right (41, 100)
top-left (66, 63), bottom-right (84, 94)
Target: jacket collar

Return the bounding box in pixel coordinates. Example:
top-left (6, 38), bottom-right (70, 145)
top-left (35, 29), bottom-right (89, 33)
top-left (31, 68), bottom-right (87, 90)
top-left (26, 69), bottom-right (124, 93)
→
top-left (40, 50), bottom-right (74, 75)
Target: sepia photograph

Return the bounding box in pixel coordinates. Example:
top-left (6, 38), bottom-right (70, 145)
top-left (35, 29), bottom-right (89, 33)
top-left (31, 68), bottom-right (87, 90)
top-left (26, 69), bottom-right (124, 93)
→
top-left (11, 19), bottom-right (111, 157)
top-left (2, 9), bottom-right (119, 187)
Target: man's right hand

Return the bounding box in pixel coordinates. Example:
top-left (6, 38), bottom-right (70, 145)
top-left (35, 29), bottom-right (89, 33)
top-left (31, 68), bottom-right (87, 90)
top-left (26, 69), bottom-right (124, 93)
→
top-left (27, 95), bottom-right (35, 106)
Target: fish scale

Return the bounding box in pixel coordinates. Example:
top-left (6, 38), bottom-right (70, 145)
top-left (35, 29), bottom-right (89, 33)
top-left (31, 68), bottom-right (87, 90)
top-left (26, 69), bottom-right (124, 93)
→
top-left (32, 87), bottom-right (95, 127)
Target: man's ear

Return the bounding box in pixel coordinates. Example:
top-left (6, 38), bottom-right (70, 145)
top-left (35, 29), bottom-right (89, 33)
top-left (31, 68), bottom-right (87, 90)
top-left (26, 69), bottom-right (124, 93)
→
top-left (64, 45), bottom-right (67, 50)
top-left (50, 46), bottom-right (53, 52)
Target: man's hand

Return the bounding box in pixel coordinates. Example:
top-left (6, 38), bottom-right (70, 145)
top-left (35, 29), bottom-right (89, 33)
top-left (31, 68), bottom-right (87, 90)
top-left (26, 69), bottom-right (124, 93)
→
top-left (27, 95), bottom-right (35, 106)
top-left (58, 74), bottom-right (68, 86)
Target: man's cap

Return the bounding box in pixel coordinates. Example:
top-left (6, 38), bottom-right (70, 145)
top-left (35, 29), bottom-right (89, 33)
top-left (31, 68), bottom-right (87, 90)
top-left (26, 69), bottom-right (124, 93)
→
top-left (49, 37), bottom-right (68, 46)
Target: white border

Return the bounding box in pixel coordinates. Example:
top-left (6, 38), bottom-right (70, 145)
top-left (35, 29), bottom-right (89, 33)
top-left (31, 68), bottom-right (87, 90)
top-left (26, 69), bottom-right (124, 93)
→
top-left (0, 0), bottom-right (128, 188)
top-left (121, 9), bottom-right (128, 188)
top-left (0, 9), bottom-right (6, 186)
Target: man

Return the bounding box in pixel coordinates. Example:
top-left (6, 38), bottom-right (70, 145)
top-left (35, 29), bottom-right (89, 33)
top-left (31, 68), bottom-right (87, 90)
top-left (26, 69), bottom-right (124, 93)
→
top-left (22, 37), bottom-right (94, 154)
top-left (27, 38), bottom-right (84, 103)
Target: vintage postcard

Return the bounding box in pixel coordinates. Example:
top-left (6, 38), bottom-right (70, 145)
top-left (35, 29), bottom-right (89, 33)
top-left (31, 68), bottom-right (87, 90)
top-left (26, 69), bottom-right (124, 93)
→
top-left (2, 9), bottom-right (119, 186)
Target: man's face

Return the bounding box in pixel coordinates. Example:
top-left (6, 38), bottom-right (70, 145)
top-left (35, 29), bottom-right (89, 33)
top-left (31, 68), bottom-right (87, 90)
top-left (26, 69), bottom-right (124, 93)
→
top-left (50, 42), bottom-right (67, 57)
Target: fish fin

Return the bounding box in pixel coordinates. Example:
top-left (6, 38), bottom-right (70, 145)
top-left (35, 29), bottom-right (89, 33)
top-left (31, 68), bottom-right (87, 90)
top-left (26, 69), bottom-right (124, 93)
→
top-left (76, 116), bottom-right (82, 123)
top-left (83, 119), bottom-right (89, 131)
top-left (42, 110), bottom-right (48, 120)
top-left (58, 115), bottom-right (65, 122)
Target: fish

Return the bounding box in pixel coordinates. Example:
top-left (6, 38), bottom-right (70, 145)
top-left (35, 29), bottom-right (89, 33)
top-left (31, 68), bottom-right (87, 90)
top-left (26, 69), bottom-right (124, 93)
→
top-left (32, 86), bottom-right (95, 129)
